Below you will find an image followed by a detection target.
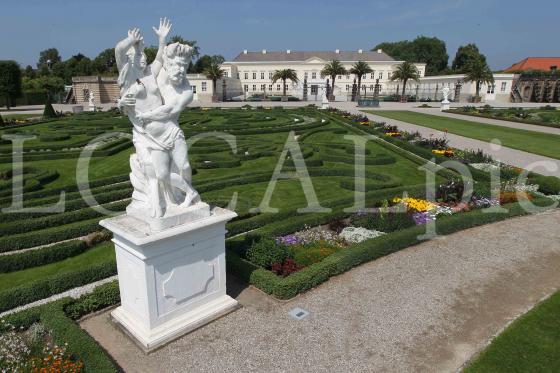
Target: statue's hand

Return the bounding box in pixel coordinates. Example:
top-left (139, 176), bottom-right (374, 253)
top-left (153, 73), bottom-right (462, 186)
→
top-left (136, 112), bottom-right (150, 126)
top-left (152, 17), bottom-right (172, 42)
top-left (119, 94), bottom-right (136, 108)
top-left (127, 28), bottom-right (144, 44)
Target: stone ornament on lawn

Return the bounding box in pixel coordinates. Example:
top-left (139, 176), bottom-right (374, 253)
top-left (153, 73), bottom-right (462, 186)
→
top-left (441, 86), bottom-right (450, 111)
top-left (114, 17), bottom-right (205, 225)
top-left (100, 18), bottom-right (238, 352)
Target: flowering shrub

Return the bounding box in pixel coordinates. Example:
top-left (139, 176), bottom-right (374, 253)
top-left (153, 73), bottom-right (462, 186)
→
top-left (499, 191), bottom-right (533, 205)
top-left (271, 259), bottom-right (304, 277)
top-left (431, 149), bottom-right (454, 157)
top-left (29, 344), bottom-right (83, 373)
top-left (276, 226), bottom-right (343, 246)
top-left (0, 322), bottom-right (30, 371)
top-left (392, 197), bottom-right (437, 212)
top-left (385, 132), bottom-right (402, 137)
top-left (339, 227), bottom-right (384, 244)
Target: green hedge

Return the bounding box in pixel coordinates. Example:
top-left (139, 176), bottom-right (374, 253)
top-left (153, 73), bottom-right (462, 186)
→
top-left (40, 300), bottom-right (119, 372)
top-left (229, 197), bottom-right (556, 299)
top-left (0, 240), bottom-right (88, 273)
top-left (0, 260), bottom-right (117, 312)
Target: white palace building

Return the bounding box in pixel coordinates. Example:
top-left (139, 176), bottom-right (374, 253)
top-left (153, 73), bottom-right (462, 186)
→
top-left (71, 48), bottom-right (516, 104)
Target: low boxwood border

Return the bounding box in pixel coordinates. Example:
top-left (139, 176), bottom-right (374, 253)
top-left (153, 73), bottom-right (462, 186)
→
top-left (227, 197), bottom-right (556, 299)
top-left (0, 280), bottom-right (121, 372)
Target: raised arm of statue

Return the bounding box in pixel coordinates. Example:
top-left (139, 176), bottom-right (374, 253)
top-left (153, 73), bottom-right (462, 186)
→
top-left (115, 28), bottom-right (143, 71)
top-left (150, 17), bottom-right (172, 77)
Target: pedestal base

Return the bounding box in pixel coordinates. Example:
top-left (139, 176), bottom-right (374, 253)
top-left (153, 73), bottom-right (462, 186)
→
top-left (126, 201), bottom-right (211, 232)
top-left (100, 206), bottom-right (238, 353)
top-left (441, 101), bottom-right (450, 111)
top-left (111, 294), bottom-right (238, 352)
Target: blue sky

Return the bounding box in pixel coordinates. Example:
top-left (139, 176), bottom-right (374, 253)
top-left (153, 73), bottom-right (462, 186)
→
top-left (1, 0), bottom-right (558, 70)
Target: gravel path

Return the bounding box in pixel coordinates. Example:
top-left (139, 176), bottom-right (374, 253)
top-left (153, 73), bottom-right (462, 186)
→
top-left (82, 209), bottom-right (560, 372)
top-left (330, 103), bottom-right (560, 177)
top-left (0, 276), bottom-right (117, 318)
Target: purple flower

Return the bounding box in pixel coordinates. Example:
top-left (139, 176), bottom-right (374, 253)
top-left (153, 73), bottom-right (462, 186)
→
top-left (276, 235), bottom-right (300, 245)
top-left (412, 211), bottom-right (434, 225)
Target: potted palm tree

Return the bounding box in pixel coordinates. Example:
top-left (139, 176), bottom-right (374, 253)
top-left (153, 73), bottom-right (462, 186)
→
top-left (390, 61), bottom-right (421, 103)
top-left (463, 59), bottom-right (494, 103)
top-left (321, 60), bottom-right (347, 101)
top-left (271, 69), bottom-right (299, 102)
top-left (349, 61), bottom-right (373, 101)
top-left (203, 63), bottom-right (225, 102)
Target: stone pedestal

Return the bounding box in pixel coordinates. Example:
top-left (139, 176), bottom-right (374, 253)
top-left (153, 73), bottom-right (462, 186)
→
top-left (100, 206), bottom-right (238, 352)
top-left (441, 101), bottom-right (450, 111)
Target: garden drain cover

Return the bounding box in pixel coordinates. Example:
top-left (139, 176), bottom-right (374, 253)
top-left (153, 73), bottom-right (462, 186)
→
top-left (289, 307), bottom-right (310, 320)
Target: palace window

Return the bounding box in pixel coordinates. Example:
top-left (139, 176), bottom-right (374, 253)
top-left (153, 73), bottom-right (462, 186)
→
top-left (379, 72), bottom-right (383, 79)
top-left (362, 74), bottom-right (366, 79)
top-left (501, 82), bottom-right (507, 92)
top-left (192, 85), bottom-right (197, 93)
top-left (268, 84), bottom-right (272, 91)
top-left (269, 72), bottom-right (273, 79)
top-left (346, 75), bottom-right (350, 80)
top-left (284, 84), bottom-right (289, 90)
top-left (223, 71), bottom-right (228, 78)
top-left (277, 84), bottom-right (281, 91)
top-left (244, 84), bottom-right (248, 92)
top-left (338, 75), bottom-right (342, 79)
top-left (253, 72), bottom-right (257, 79)
top-left (252, 84), bottom-right (256, 91)
top-left (370, 72), bottom-right (375, 79)
top-left (201, 82), bottom-right (207, 91)
top-left (370, 84), bottom-right (374, 90)
top-left (244, 72), bottom-right (248, 79)
top-left (261, 72), bottom-right (265, 79)
top-left (487, 84), bottom-right (495, 94)
top-left (261, 84), bottom-right (266, 91)
top-left (304, 72), bottom-right (308, 79)
top-left (345, 84), bottom-right (349, 91)
top-left (312, 72), bottom-right (317, 79)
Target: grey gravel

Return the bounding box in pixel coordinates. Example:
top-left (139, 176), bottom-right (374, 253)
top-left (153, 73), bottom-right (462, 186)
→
top-left (82, 209), bottom-right (560, 372)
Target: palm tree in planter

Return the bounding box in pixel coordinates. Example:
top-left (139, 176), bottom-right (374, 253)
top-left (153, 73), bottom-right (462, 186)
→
top-left (349, 61), bottom-right (373, 100)
top-left (463, 59), bottom-right (494, 103)
top-left (321, 60), bottom-right (347, 101)
top-left (203, 63), bottom-right (225, 102)
top-left (271, 69), bottom-right (299, 102)
top-left (390, 61), bottom-right (421, 103)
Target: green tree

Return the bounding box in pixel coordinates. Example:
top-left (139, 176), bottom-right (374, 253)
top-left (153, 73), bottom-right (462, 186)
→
top-left (192, 55), bottom-right (225, 73)
top-left (452, 44), bottom-right (487, 73)
top-left (463, 59), bottom-right (494, 101)
top-left (390, 61), bottom-right (420, 102)
top-left (23, 75), bottom-right (65, 101)
top-left (23, 65), bottom-right (36, 79)
top-left (271, 69), bottom-right (299, 100)
top-left (0, 61), bottom-right (22, 109)
top-left (349, 61), bottom-right (373, 99)
top-left (373, 36), bottom-right (448, 75)
top-left (203, 63), bottom-right (225, 101)
top-left (93, 48), bottom-right (117, 74)
top-left (321, 60), bottom-right (347, 101)
top-left (37, 48), bottom-right (61, 69)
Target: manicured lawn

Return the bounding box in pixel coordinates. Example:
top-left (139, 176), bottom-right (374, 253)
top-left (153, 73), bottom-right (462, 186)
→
top-left (465, 291), bottom-right (560, 372)
top-left (367, 110), bottom-right (560, 159)
top-left (0, 242), bottom-right (115, 291)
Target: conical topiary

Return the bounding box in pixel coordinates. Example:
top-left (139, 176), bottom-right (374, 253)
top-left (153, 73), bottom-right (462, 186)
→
top-left (0, 114), bottom-right (4, 126)
top-left (43, 99), bottom-right (57, 118)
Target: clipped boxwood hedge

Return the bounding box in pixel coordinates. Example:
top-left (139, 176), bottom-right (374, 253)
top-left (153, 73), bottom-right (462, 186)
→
top-left (0, 260), bottom-right (116, 313)
top-left (0, 240), bottom-right (88, 273)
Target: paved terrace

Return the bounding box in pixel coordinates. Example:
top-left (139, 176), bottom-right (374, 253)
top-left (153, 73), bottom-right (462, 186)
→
top-left (82, 209), bottom-right (560, 372)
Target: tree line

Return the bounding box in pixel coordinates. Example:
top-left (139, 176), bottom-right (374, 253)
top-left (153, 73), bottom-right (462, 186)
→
top-left (0, 36), bottom-right (224, 108)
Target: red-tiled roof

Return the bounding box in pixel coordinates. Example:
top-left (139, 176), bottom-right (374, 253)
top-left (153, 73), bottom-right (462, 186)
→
top-left (504, 57), bottom-right (560, 72)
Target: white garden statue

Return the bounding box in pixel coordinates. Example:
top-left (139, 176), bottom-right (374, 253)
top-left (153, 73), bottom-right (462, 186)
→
top-left (115, 17), bottom-right (205, 224)
top-left (88, 91), bottom-right (95, 112)
top-left (441, 86), bottom-right (451, 111)
top-left (102, 18), bottom-right (238, 351)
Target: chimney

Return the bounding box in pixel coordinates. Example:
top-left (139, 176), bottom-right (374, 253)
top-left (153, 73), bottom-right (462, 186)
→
top-left (287, 49), bottom-right (291, 54)
top-left (262, 49), bottom-right (267, 54)
top-left (243, 49), bottom-right (248, 54)
top-left (377, 49), bottom-right (383, 54)
top-left (358, 49), bottom-right (363, 53)
top-left (335, 49), bottom-right (340, 54)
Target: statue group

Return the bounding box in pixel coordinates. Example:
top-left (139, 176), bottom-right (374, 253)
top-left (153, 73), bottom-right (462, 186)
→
top-left (115, 18), bottom-right (200, 218)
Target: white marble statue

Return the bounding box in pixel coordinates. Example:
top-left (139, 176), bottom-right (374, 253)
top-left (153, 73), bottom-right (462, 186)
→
top-left (441, 86), bottom-right (451, 111)
top-left (115, 18), bottom-right (200, 219)
top-left (88, 91), bottom-right (95, 111)
top-left (441, 86), bottom-right (451, 104)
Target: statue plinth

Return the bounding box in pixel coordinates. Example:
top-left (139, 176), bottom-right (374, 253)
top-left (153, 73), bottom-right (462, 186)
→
top-left (100, 206), bottom-right (238, 352)
top-left (441, 100), bottom-right (450, 111)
